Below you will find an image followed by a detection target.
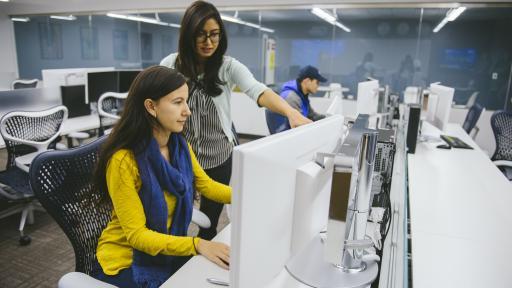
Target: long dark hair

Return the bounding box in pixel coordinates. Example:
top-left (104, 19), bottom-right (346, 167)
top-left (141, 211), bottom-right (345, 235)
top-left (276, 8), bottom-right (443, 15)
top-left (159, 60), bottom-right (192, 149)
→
top-left (176, 0), bottom-right (228, 96)
top-left (94, 66), bottom-right (187, 198)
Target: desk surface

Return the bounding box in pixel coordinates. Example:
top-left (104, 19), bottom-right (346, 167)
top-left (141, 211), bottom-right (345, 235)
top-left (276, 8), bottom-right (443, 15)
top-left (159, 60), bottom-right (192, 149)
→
top-left (161, 224), bottom-right (315, 288)
top-left (408, 122), bottom-right (512, 288)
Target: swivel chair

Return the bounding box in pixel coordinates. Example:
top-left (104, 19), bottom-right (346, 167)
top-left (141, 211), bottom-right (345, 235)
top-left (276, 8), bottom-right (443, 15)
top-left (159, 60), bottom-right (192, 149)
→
top-left (11, 79), bottom-right (38, 90)
top-left (490, 110), bottom-right (512, 181)
top-left (97, 92), bottom-right (127, 136)
top-left (0, 106), bottom-right (68, 245)
top-left (30, 137), bottom-right (212, 284)
top-left (462, 103), bottom-right (485, 139)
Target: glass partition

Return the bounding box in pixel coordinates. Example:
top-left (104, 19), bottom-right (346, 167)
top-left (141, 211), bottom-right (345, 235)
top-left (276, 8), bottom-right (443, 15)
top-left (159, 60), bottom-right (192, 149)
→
top-left (11, 5), bottom-right (512, 110)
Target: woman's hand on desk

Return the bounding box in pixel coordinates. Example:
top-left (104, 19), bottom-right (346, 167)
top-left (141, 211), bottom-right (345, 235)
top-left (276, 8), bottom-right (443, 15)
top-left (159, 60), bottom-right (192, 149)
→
top-left (197, 239), bottom-right (230, 270)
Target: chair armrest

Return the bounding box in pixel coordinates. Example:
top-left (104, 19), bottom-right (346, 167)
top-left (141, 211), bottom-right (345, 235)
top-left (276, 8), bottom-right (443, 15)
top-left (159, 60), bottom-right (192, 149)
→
top-left (58, 272), bottom-right (117, 288)
top-left (192, 208), bottom-right (211, 229)
top-left (494, 160), bottom-right (512, 168)
top-left (15, 151), bottom-right (43, 173)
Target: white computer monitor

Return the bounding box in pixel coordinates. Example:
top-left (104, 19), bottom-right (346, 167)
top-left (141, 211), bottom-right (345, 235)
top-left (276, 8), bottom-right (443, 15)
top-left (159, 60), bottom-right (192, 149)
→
top-left (325, 94), bottom-right (343, 116)
top-left (230, 115), bottom-right (345, 288)
top-left (429, 83), bottom-right (454, 131)
top-left (356, 80), bottom-right (379, 116)
top-left (423, 91), bottom-right (438, 123)
top-left (291, 158), bottom-right (335, 255)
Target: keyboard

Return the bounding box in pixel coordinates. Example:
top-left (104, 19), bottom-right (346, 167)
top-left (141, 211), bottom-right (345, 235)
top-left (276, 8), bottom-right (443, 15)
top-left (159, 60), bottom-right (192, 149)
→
top-left (440, 135), bottom-right (473, 149)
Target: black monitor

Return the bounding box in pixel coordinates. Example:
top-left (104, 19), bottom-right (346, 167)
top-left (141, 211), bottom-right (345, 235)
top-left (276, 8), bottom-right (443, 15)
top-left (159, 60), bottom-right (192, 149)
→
top-left (118, 70), bottom-right (140, 93)
top-left (60, 85), bottom-right (91, 118)
top-left (86, 71), bottom-right (118, 103)
top-left (86, 70), bottom-right (141, 103)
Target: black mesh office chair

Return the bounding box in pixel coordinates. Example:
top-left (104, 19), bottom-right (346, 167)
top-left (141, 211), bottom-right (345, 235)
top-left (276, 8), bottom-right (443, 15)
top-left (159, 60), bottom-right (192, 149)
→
top-left (490, 110), bottom-right (512, 181)
top-left (30, 137), bottom-right (111, 274)
top-left (462, 103), bottom-right (485, 139)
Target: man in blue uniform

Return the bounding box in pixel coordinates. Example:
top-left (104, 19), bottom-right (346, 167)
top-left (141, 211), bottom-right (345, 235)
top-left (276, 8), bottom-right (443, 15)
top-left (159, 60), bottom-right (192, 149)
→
top-left (266, 65), bottom-right (327, 134)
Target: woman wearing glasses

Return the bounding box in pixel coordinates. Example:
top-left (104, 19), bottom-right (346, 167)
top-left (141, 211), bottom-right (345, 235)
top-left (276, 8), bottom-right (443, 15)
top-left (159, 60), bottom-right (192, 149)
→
top-left (161, 0), bottom-right (311, 240)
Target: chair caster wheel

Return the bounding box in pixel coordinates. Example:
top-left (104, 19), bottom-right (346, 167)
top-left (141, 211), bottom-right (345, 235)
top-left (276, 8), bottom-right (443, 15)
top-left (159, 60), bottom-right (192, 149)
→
top-left (19, 235), bottom-right (31, 246)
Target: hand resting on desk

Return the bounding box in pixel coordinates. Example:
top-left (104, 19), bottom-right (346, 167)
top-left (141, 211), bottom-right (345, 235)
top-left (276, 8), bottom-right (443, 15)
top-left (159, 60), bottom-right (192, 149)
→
top-left (197, 239), bottom-right (230, 270)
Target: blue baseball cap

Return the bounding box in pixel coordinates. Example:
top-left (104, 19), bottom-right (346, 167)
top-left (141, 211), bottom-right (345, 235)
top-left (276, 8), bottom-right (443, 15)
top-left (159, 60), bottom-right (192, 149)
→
top-left (298, 65), bottom-right (327, 83)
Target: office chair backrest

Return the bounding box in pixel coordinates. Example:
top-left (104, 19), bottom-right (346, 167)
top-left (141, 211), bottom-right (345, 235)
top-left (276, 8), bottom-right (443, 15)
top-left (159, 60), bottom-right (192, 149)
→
top-left (462, 103), bottom-right (484, 134)
top-left (97, 92), bottom-right (127, 136)
top-left (11, 79), bottom-right (38, 90)
top-left (30, 136), bottom-right (111, 275)
top-left (265, 109), bottom-right (290, 135)
top-left (490, 110), bottom-right (512, 162)
top-left (0, 106), bottom-right (68, 169)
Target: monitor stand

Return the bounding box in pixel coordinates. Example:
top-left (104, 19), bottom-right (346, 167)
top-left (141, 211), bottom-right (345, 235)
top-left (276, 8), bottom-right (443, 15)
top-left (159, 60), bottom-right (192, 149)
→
top-left (286, 234), bottom-right (378, 288)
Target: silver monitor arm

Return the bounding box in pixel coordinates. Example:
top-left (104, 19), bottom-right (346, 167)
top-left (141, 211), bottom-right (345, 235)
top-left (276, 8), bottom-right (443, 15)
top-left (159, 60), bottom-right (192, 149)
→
top-left (286, 115), bottom-right (380, 288)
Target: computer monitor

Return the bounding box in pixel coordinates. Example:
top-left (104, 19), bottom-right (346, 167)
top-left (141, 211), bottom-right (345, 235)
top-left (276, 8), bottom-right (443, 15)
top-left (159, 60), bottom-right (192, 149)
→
top-left (86, 71), bottom-right (118, 104)
top-left (42, 67), bottom-right (114, 88)
top-left (118, 70), bottom-right (141, 93)
top-left (422, 90), bottom-right (438, 123)
top-left (325, 94), bottom-right (343, 116)
top-left (86, 70), bottom-right (141, 103)
top-left (230, 115), bottom-right (345, 288)
top-left (60, 85), bottom-right (91, 118)
top-left (356, 80), bottom-right (379, 116)
top-left (429, 83), bottom-right (454, 131)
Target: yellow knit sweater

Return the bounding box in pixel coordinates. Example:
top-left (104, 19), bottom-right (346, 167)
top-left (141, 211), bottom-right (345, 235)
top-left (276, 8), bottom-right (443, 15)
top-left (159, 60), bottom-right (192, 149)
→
top-left (96, 144), bottom-right (231, 275)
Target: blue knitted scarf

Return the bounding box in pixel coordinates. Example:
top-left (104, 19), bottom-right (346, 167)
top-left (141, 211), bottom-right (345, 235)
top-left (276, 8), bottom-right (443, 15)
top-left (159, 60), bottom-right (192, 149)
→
top-left (132, 134), bottom-right (194, 287)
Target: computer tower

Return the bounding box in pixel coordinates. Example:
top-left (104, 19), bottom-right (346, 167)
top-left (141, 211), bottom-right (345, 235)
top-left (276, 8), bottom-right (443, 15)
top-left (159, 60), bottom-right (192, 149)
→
top-left (406, 104), bottom-right (421, 154)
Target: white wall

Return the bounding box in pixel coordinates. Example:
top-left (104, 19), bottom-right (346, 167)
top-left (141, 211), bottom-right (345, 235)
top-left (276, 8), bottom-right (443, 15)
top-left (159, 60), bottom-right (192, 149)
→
top-left (0, 13), bottom-right (19, 90)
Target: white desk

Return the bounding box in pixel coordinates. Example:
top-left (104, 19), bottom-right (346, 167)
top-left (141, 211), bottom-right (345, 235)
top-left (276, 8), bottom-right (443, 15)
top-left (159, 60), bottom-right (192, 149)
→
top-left (408, 122), bottom-right (512, 288)
top-left (161, 224), bottom-right (315, 288)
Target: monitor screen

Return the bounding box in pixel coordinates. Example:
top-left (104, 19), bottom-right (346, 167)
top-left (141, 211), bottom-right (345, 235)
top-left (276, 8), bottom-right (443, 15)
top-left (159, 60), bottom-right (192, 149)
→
top-left (230, 115), bottom-right (344, 288)
top-left (60, 85), bottom-right (91, 118)
top-left (86, 71), bottom-right (118, 103)
top-left (118, 70), bottom-right (141, 93)
top-left (441, 48), bottom-right (477, 70)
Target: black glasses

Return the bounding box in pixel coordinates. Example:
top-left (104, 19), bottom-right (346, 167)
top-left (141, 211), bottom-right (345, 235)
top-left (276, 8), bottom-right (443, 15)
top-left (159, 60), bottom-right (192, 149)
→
top-left (196, 31), bottom-right (221, 43)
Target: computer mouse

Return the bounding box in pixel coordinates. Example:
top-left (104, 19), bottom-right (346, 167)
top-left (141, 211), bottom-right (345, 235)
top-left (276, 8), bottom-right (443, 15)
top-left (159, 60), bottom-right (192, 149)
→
top-left (436, 144), bottom-right (451, 149)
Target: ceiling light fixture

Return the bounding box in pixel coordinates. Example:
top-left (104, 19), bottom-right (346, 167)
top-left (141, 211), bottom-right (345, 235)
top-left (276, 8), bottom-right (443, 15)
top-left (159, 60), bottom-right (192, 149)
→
top-left (11, 17), bottom-right (30, 22)
top-left (433, 6), bottom-right (466, 33)
top-left (220, 13), bottom-right (275, 33)
top-left (107, 13), bottom-right (180, 28)
top-left (311, 8), bottom-right (350, 32)
top-left (50, 15), bottom-right (77, 21)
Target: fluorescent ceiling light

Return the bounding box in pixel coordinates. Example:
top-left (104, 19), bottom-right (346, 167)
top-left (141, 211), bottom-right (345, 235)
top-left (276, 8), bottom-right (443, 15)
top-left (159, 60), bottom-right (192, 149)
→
top-left (50, 15), bottom-right (77, 21)
top-left (220, 13), bottom-right (275, 33)
top-left (311, 8), bottom-right (350, 32)
top-left (433, 6), bottom-right (466, 33)
top-left (0, 0), bottom-right (10, 2)
top-left (11, 17), bottom-right (30, 22)
top-left (107, 13), bottom-right (180, 28)
top-left (446, 6), bottom-right (466, 21)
